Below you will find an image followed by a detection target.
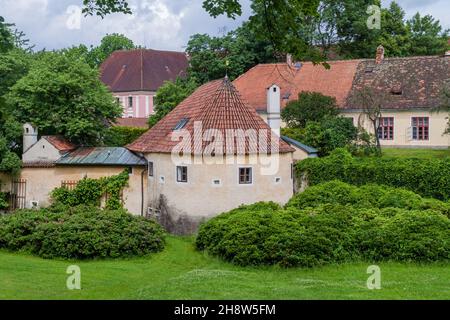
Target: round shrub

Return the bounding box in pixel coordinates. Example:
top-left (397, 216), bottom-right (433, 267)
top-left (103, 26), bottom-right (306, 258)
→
top-left (286, 181), bottom-right (450, 217)
top-left (196, 202), bottom-right (450, 267)
top-left (0, 206), bottom-right (165, 259)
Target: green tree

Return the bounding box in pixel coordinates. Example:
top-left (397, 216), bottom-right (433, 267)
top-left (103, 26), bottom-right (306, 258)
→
top-left (407, 13), bottom-right (449, 56)
top-left (148, 77), bottom-right (198, 128)
top-left (0, 16), bottom-right (14, 53)
top-left (87, 33), bottom-right (135, 67)
top-left (187, 23), bottom-right (276, 84)
top-left (281, 91), bottom-right (339, 128)
top-left (82, 0), bottom-right (132, 17)
top-left (7, 52), bottom-right (122, 145)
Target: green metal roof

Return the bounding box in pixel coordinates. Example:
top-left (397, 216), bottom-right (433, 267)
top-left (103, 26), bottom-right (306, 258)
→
top-left (281, 136), bottom-right (318, 156)
top-left (56, 147), bottom-right (146, 166)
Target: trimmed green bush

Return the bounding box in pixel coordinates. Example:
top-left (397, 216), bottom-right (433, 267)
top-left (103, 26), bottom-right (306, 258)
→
top-left (296, 148), bottom-right (450, 200)
top-left (104, 126), bottom-right (147, 147)
top-left (0, 206), bottom-right (165, 259)
top-left (196, 202), bottom-right (450, 267)
top-left (286, 181), bottom-right (450, 217)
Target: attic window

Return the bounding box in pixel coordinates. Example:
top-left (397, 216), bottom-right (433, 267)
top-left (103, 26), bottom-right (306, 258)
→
top-left (365, 67), bottom-right (374, 73)
top-left (173, 118), bottom-right (189, 130)
top-left (282, 92), bottom-right (291, 100)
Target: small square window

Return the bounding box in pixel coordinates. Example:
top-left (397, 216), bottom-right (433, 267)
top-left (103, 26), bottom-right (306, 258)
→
top-left (239, 167), bottom-right (252, 185)
top-left (148, 161), bottom-right (154, 177)
top-left (176, 166), bottom-right (188, 183)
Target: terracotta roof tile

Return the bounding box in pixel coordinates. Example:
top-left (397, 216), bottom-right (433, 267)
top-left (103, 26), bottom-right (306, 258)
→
top-left (100, 49), bottom-right (188, 92)
top-left (43, 136), bottom-right (76, 152)
top-left (127, 78), bottom-right (294, 154)
top-left (233, 60), bottom-right (361, 111)
top-left (114, 118), bottom-right (149, 128)
top-left (345, 55), bottom-right (450, 110)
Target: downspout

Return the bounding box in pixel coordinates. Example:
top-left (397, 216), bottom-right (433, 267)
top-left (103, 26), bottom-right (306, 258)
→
top-left (141, 167), bottom-right (147, 216)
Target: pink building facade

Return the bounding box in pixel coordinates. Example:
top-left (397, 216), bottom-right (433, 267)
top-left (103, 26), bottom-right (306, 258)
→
top-left (114, 91), bottom-right (156, 118)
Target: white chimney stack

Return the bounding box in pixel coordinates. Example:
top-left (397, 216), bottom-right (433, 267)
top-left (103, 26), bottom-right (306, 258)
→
top-left (267, 84), bottom-right (281, 137)
top-left (23, 123), bottom-right (38, 154)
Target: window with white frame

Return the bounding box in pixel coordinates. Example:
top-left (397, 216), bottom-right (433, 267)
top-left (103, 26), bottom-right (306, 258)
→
top-left (176, 166), bottom-right (188, 183)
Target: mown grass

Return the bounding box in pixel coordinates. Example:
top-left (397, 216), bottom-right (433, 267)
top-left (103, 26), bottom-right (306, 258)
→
top-left (0, 236), bottom-right (448, 300)
top-left (381, 148), bottom-right (450, 159)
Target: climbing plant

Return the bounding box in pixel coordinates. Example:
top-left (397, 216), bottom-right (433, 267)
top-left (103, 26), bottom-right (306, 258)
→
top-left (51, 170), bottom-right (130, 210)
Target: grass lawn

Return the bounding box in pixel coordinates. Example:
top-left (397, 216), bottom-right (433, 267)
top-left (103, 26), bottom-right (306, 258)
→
top-left (0, 236), bottom-right (448, 300)
top-left (381, 148), bottom-right (450, 159)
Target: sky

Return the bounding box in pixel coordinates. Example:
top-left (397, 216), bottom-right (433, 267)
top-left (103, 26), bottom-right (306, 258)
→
top-left (0, 0), bottom-right (449, 52)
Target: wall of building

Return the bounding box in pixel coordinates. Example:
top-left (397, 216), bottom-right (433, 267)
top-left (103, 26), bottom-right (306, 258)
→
top-left (115, 91), bottom-right (155, 118)
top-left (22, 139), bottom-right (62, 163)
top-left (343, 110), bottom-right (450, 148)
top-left (145, 153), bottom-right (294, 234)
top-left (16, 166), bottom-right (146, 215)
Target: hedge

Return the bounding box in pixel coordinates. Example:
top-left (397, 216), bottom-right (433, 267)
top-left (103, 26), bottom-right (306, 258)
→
top-left (0, 205), bottom-right (165, 259)
top-left (296, 148), bottom-right (450, 200)
top-left (196, 202), bottom-right (450, 267)
top-left (286, 181), bottom-right (450, 217)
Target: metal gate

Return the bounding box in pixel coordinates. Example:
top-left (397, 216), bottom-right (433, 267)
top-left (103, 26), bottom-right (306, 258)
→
top-left (9, 179), bottom-right (26, 210)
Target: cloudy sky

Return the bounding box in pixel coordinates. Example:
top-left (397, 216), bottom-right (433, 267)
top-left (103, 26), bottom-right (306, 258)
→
top-left (1, 0), bottom-right (449, 51)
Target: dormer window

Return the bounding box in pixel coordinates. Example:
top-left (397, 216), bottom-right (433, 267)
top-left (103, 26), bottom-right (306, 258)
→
top-left (173, 118), bottom-right (189, 131)
top-left (390, 86), bottom-right (402, 95)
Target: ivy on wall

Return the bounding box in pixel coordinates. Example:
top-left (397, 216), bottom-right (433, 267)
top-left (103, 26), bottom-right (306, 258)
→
top-left (51, 170), bottom-right (130, 209)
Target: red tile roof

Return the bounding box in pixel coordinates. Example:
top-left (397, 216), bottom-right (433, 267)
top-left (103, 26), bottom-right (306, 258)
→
top-left (43, 136), bottom-right (76, 152)
top-left (127, 78), bottom-right (294, 154)
top-left (233, 60), bottom-right (361, 112)
top-left (100, 49), bottom-right (189, 92)
top-left (114, 117), bottom-right (149, 128)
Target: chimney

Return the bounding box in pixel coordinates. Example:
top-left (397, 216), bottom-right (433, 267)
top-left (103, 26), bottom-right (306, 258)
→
top-left (375, 45), bottom-right (384, 64)
top-left (23, 123), bottom-right (38, 154)
top-left (286, 54), bottom-right (292, 66)
top-left (266, 84), bottom-right (281, 137)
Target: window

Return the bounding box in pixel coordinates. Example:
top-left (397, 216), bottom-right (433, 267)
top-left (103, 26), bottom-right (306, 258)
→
top-left (128, 96), bottom-right (133, 109)
top-left (239, 167), bottom-right (252, 185)
top-left (126, 167), bottom-right (132, 175)
top-left (148, 161), bottom-right (154, 177)
top-left (378, 117), bottom-right (394, 140)
top-left (412, 117), bottom-right (429, 140)
top-left (176, 166), bottom-right (188, 183)
top-left (116, 97), bottom-right (120, 104)
top-left (173, 118), bottom-right (189, 131)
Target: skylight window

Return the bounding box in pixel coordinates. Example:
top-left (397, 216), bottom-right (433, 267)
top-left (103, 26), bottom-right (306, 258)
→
top-left (173, 118), bottom-right (189, 130)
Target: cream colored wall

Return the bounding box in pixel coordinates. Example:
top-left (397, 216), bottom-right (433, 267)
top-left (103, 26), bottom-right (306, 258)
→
top-left (22, 139), bottom-right (61, 163)
top-left (18, 166), bottom-right (146, 215)
top-left (291, 145), bottom-right (310, 161)
top-left (342, 110), bottom-right (450, 147)
top-left (145, 153), bottom-right (294, 224)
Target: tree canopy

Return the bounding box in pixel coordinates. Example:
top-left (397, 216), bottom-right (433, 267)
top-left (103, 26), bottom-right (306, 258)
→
top-left (7, 52), bottom-right (122, 145)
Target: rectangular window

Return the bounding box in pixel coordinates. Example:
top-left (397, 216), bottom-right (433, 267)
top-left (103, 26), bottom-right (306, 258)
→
top-left (412, 117), bottom-right (429, 140)
top-left (148, 161), bottom-right (154, 177)
top-left (378, 117), bottom-right (394, 140)
top-left (176, 166), bottom-right (188, 183)
top-left (239, 167), bottom-right (252, 185)
top-left (128, 96), bottom-right (133, 109)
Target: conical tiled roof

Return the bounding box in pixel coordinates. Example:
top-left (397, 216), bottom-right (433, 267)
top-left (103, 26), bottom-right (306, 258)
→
top-left (127, 78), bottom-right (294, 154)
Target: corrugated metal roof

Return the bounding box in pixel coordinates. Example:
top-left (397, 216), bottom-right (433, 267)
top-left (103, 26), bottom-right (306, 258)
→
top-left (56, 147), bottom-right (146, 166)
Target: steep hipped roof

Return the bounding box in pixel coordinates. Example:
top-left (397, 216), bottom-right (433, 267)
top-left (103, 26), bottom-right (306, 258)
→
top-left (127, 78), bottom-right (294, 154)
top-left (345, 55), bottom-right (450, 110)
top-left (43, 136), bottom-right (76, 152)
top-left (100, 49), bottom-right (188, 92)
top-left (56, 147), bottom-right (146, 166)
top-left (233, 60), bottom-right (360, 112)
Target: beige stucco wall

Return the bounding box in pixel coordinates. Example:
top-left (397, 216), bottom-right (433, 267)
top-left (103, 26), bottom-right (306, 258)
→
top-left (145, 152), bottom-right (294, 233)
top-left (341, 110), bottom-right (449, 148)
top-left (291, 145), bottom-right (311, 161)
top-left (22, 139), bottom-right (62, 163)
top-left (17, 166), bottom-right (146, 215)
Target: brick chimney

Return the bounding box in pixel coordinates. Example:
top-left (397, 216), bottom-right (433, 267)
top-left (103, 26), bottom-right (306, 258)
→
top-left (375, 45), bottom-right (384, 64)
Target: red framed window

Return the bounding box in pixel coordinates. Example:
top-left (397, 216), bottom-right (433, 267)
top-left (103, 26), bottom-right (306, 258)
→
top-left (378, 117), bottom-right (394, 140)
top-left (412, 117), bottom-right (429, 140)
